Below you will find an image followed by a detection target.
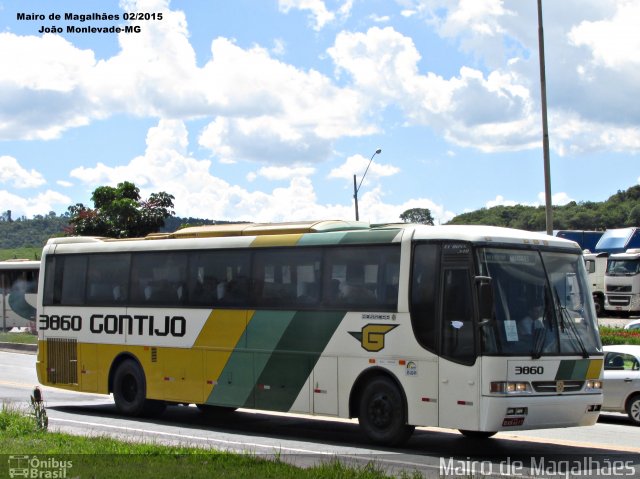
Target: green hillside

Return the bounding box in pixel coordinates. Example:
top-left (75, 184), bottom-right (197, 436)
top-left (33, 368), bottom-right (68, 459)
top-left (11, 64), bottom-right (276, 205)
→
top-left (1, 184), bottom-right (639, 251)
top-left (447, 184), bottom-right (640, 230)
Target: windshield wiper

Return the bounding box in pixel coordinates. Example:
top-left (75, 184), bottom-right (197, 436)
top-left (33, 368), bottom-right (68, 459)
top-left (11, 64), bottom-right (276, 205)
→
top-left (554, 287), bottom-right (589, 359)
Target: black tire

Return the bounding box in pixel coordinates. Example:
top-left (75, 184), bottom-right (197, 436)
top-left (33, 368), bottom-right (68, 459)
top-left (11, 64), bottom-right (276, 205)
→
top-left (593, 295), bottom-right (604, 317)
top-left (626, 394), bottom-right (640, 426)
top-left (113, 359), bottom-right (165, 417)
top-left (459, 429), bottom-right (497, 439)
top-left (358, 376), bottom-right (414, 446)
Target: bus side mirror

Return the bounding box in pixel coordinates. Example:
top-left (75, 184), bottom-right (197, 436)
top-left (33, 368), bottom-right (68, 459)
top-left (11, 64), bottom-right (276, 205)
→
top-left (475, 276), bottom-right (494, 327)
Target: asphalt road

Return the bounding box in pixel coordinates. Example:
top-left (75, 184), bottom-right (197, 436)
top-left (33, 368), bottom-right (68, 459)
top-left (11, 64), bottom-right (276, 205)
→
top-left (2, 350), bottom-right (640, 478)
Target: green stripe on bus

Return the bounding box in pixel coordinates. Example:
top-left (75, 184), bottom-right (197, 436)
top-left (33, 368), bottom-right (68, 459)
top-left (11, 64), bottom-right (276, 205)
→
top-left (206, 310), bottom-right (296, 407)
top-left (339, 229), bottom-right (401, 244)
top-left (555, 359), bottom-right (591, 380)
top-left (297, 231), bottom-right (347, 246)
top-left (246, 311), bottom-right (345, 411)
top-left (298, 229), bottom-right (401, 246)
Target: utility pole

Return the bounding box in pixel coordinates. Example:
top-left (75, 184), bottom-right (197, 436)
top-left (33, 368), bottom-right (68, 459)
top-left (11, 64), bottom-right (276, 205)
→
top-left (538, 0), bottom-right (553, 235)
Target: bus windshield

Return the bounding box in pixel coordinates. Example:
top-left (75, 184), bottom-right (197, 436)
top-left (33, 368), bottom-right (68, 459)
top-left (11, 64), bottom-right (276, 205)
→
top-left (477, 248), bottom-right (601, 357)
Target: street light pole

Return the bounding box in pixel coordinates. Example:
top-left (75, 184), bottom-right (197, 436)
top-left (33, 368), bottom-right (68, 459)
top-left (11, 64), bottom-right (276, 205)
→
top-left (353, 148), bottom-right (382, 221)
top-left (537, 0), bottom-right (553, 235)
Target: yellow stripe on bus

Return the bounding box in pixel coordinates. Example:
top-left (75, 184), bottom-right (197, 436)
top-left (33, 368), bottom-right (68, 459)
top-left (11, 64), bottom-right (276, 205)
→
top-left (586, 358), bottom-right (603, 379)
top-left (250, 234), bottom-right (303, 247)
top-left (193, 309), bottom-right (254, 396)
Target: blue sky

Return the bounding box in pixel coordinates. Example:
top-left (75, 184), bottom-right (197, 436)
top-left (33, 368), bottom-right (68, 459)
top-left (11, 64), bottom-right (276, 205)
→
top-left (0, 0), bottom-right (638, 224)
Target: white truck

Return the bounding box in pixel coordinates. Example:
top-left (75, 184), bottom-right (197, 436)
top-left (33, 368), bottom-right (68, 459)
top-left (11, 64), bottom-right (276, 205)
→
top-left (584, 251), bottom-right (608, 316)
top-left (604, 248), bottom-right (640, 317)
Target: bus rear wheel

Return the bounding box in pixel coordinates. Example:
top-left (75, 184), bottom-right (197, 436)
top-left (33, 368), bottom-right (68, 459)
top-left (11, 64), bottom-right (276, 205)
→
top-left (358, 376), bottom-right (414, 446)
top-left (113, 359), bottom-right (165, 417)
top-left (196, 404), bottom-right (237, 416)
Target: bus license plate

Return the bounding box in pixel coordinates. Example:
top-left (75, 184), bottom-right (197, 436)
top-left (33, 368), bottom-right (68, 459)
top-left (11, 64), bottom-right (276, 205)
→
top-left (502, 417), bottom-right (525, 427)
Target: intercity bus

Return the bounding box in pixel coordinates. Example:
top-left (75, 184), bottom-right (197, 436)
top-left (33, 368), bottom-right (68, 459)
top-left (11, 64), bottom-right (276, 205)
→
top-left (0, 259), bottom-right (39, 331)
top-left (36, 221), bottom-right (603, 445)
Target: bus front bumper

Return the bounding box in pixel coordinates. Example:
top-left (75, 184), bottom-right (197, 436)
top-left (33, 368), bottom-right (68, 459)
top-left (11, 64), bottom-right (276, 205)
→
top-left (479, 394), bottom-right (602, 432)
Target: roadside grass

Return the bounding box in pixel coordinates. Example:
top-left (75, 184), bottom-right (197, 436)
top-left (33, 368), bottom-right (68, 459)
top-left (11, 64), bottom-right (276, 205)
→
top-left (0, 405), bottom-right (419, 479)
top-left (0, 332), bottom-right (37, 344)
top-left (0, 247), bottom-right (41, 261)
top-left (599, 326), bottom-right (640, 345)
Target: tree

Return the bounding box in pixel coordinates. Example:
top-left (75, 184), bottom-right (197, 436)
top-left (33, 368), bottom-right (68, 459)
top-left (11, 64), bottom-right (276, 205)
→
top-left (67, 181), bottom-right (175, 238)
top-left (400, 208), bottom-right (435, 225)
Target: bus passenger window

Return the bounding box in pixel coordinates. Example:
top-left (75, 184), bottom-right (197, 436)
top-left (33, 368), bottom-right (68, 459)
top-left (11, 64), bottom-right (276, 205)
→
top-left (130, 252), bottom-right (187, 306)
top-left (323, 245), bottom-right (399, 311)
top-left (86, 254), bottom-right (130, 305)
top-left (187, 251), bottom-right (250, 307)
top-left (59, 255), bottom-right (88, 305)
top-left (251, 249), bottom-right (321, 308)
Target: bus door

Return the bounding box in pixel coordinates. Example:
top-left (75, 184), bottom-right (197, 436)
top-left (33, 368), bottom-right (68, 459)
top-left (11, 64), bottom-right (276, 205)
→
top-left (437, 243), bottom-right (480, 430)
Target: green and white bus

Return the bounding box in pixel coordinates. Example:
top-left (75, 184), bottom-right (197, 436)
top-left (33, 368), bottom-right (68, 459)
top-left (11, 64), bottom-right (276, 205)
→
top-left (36, 221), bottom-right (603, 445)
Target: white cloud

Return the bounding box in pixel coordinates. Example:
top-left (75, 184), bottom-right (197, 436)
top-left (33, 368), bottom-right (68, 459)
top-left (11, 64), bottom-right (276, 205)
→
top-left (355, 187), bottom-right (455, 224)
top-left (271, 38), bottom-right (286, 56)
top-left (196, 37), bottom-right (375, 163)
top-left (551, 110), bottom-right (640, 156)
top-left (0, 33), bottom-right (96, 140)
top-left (485, 195), bottom-right (518, 208)
top-left (199, 115), bottom-right (333, 165)
top-left (0, 189), bottom-right (70, 218)
top-left (0, 156), bottom-right (46, 188)
top-left (278, 0), bottom-right (352, 31)
top-left (1, 0), bottom-right (638, 188)
top-left (246, 172), bottom-right (258, 182)
top-left (371, 15), bottom-right (390, 23)
top-left (328, 26), bottom-right (538, 152)
top-left (403, 0), bottom-right (640, 154)
top-left (254, 166), bottom-right (317, 181)
top-left (56, 180), bottom-right (73, 187)
top-left (328, 153), bottom-right (400, 184)
top-left (568, 1), bottom-right (640, 70)
top-left (539, 191), bottom-right (574, 207)
top-left (67, 119), bottom-right (451, 224)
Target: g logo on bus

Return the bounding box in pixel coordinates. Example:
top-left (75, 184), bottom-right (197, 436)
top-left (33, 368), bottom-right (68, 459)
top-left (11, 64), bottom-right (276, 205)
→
top-left (349, 324), bottom-right (398, 352)
top-left (556, 381), bottom-right (565, 393)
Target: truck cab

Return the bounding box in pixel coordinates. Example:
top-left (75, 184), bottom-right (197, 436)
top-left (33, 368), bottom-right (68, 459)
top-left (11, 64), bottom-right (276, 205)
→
top-left (605, 248), bottom-right (640, 317)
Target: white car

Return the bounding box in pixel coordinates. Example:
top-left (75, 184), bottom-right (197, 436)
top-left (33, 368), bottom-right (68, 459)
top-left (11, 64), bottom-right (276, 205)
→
top-left (624, 319), bottom-right (640, 330)
top-left (603, 345), bottom-right (640, 425)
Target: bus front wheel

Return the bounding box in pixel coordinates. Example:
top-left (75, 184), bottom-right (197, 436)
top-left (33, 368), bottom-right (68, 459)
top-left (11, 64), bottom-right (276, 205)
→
top-left (459, 430), bottom-right (497, 439)
top-left (358, 376), bottom-right (414, 446)
top-left (113, 359), bottom-right (165, 417)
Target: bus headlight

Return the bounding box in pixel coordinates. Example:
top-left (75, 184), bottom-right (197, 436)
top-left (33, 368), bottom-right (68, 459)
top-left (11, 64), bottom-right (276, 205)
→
top-left (490, 381), bottom-right (531, 394)
top-left (585, 380), bottom-right (602, 390)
